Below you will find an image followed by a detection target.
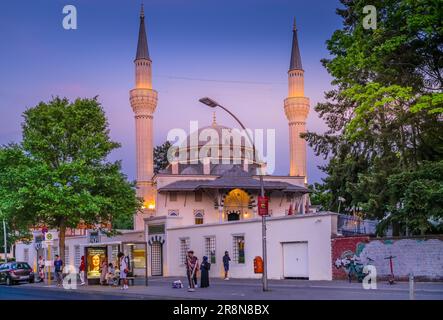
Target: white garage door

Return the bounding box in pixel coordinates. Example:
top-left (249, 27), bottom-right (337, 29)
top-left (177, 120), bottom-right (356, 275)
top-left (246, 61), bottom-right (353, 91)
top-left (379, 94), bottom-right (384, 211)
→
top-left (283, 242), bottom-right (309, 279)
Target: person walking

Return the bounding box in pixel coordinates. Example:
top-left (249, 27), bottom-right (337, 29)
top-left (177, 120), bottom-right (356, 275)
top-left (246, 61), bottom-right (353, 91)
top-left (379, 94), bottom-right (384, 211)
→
top-left (186, 250), bottom-right (199, 292)
top-left (223, 251), bottom-right (231, 280)
top-left (79, 256), bottom-right (86, 285)
top-left (200, 256), bottom-right (211, 288)
top-left (100, 258), bottom-right (108, 285)
top-left (118, 252), bottom-right (129, 290)
top-left (38, 256), bottom-right (45, 283)
top-left (53, 255), bottom-right (64, 287)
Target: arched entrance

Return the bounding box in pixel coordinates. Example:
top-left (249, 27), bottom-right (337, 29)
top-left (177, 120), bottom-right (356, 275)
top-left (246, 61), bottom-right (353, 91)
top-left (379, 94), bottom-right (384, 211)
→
top-left (148, 236), bottom-right (164, 276)
top-left (224, 189), bottom-right (250, 221)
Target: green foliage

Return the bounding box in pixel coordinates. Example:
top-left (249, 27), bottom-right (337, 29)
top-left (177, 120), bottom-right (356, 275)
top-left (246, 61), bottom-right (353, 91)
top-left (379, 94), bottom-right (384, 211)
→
top-left (382, 161), bottom-right (443, 235)
top-left (154, 140), bottom-right (172, 174)
top-left (304, 0), bottom-right (443, 234)
top-left (0, 97), bottom-right (141, 261)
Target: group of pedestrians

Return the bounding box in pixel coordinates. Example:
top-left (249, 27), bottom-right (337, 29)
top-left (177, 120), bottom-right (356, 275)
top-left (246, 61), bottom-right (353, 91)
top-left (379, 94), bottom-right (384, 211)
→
top-left (185, 250), bottom-right (231, 292)
top-left (36, 252), bottom-right (131, 290)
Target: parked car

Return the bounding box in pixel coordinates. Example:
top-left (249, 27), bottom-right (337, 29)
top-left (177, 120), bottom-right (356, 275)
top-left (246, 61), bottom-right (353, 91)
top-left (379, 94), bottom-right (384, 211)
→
top-left (0, 262), bottom-right (35, 285)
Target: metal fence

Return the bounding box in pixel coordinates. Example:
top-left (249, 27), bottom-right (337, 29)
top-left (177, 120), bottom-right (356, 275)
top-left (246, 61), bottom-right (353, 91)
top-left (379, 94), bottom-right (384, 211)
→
top-left (337, 214), bottom-right (378, 236)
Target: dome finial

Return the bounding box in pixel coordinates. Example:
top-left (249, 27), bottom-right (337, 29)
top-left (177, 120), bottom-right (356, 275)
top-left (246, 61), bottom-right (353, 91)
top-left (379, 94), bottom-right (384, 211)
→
top-left (212, 111), bottom-right (217, 127)
top-left (140, 3), bottom-right (145, 18)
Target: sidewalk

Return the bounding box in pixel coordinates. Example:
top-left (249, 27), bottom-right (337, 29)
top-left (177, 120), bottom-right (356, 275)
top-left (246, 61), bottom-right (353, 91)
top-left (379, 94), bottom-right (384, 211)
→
top-left (21, 277), bottom-right (443, 300)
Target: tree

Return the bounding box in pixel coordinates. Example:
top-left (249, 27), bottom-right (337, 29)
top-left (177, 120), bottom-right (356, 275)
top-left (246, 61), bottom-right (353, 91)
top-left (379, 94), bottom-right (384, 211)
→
top-left (303, 0), bottom-right (443, 234)
top-left (0, 97), bottom-right (141, 263)
top-left (154, 140), bottom-right (172, 174)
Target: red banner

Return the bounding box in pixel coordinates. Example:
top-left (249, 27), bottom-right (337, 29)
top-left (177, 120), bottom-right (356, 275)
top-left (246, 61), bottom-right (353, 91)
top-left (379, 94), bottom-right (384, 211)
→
top-left (257, 196), bottom-right (269, 216)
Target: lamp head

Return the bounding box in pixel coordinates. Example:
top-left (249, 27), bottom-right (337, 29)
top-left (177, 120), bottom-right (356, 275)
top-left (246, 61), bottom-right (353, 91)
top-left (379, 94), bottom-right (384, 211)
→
top-left (199, 97), bottom-right (219, 108)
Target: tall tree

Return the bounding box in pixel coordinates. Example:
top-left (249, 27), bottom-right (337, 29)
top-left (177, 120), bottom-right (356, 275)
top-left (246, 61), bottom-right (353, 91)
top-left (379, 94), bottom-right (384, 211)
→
top-left (0, 97), bottom-right (141, 263)
top-left (303, 0), bottom-right (443, 234)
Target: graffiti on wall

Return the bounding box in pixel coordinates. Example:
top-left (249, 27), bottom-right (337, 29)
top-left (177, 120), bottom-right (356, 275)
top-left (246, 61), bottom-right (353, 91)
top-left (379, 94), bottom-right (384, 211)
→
top-left (332, 237), bottom-right (443, 281)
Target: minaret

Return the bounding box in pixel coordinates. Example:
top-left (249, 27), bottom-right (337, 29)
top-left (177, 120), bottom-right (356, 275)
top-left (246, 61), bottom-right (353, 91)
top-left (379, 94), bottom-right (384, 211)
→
top-left (130, 5), bottom-right (158, 230)
top-left (284, 18), bottom-right (309, 181)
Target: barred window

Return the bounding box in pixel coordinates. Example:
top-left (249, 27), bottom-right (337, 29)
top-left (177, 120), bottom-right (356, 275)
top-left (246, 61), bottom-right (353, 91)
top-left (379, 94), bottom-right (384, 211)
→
top-left (74, 245), bottom-right (81, 268)
top-left (65, 246), bottom-right (70, 267)
top-left (205, 237), bottom-right (216, 264)
top-left (23, 248), bottom-right (29, 264)
top-left (179, 238), bottom-right (190, 265)
top-left (232, 236), bottom-right (245, 264)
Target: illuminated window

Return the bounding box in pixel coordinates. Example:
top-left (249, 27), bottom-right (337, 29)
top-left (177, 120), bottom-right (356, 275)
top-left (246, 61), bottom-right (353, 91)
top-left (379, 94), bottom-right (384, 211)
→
top-left (232, 236), bottom-right (245, 264)
top-left (194, 210), bottom-right (204, 225)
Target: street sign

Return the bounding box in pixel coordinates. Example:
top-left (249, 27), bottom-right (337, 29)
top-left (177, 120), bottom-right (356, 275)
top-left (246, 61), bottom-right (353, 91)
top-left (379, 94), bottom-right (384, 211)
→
top-left (257, 196), bottom-right (269, 216)
top-left (45, 231), bottom-right (58, 241)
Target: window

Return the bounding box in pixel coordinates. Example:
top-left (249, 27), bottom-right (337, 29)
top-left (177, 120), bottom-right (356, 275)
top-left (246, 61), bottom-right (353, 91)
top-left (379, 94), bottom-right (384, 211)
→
top-left (232, 236), bottom-right (245, 264)
top-left (194, 210), bottom-right (204, 225)
top-left (65, 246), bottom-right (70, 266)
top-left (169, 192), bottom-right (178, 202)
top-left (168, 209), bottom-right (179, 216)
top-left (205, 237), bottom-right (216, 264)
top-left (23, 249), bottom-right (29, 263)
top-left (195, 191), bottom-right (203, 202)
top-left (179, 238), bottom-right (190, 265)
top-left (74, 245), bottom-right (81, 268)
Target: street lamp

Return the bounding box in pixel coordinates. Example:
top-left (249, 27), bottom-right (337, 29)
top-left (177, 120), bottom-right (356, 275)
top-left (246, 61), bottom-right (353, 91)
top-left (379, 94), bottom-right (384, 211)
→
top-left (198, 97), bottom-right (269, 292)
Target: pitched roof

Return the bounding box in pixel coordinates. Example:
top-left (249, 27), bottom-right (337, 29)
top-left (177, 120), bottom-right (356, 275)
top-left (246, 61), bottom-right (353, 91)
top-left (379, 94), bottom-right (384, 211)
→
top-left (158, 166), bottom-right (310, 193)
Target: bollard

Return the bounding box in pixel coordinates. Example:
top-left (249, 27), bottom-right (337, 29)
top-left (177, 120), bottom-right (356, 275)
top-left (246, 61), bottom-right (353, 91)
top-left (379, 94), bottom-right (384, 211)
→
top-left (409, 273), bottom-right (415, 300)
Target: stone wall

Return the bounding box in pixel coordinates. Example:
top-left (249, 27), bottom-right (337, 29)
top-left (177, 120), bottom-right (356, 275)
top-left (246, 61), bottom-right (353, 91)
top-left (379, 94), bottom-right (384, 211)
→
top-left (332, 235), bottom-right (443, 281)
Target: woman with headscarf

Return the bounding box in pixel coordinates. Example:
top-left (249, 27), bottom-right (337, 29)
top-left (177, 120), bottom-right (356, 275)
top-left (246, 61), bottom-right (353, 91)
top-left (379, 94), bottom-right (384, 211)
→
top-left (200, 256), bottom-right (211, 288)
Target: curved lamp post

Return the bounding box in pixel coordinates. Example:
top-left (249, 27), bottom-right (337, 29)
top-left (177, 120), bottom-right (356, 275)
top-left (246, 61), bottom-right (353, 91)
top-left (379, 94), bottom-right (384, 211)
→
top-left (198, 97), bottom-right (269, 292)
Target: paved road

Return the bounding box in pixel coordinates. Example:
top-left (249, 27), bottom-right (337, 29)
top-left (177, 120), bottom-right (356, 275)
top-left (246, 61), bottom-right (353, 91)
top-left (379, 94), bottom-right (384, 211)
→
top-left (0, 285), bottom-right (145, 300)
top-left (1, 277), bottom-right (442, 300)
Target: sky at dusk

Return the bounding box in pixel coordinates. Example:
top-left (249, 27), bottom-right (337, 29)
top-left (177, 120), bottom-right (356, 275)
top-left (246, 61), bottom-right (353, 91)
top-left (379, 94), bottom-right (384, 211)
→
top-left (0, 0), bottom-right (344, 183)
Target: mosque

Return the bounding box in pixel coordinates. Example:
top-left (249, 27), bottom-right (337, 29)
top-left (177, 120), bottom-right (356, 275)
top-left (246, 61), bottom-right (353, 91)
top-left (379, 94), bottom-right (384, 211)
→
top-left (15, 7), bottom-right (337, 281)
top-left (131, 6), bottom-right (337, 280)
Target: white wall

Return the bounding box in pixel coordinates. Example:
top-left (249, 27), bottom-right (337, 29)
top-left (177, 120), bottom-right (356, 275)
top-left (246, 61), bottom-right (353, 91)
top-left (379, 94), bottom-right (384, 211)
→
top-left (166, 213), bottom-right (336, 280)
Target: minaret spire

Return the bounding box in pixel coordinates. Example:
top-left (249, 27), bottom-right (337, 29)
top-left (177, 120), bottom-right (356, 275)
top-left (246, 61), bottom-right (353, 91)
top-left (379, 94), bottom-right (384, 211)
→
top-left (289, 17), bottom-right (303, 71)
top-left (136, 3), bottom-right (150, 60)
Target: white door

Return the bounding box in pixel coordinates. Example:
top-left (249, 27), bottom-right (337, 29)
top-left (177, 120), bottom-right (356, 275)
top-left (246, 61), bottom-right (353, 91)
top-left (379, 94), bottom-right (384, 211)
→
top-left (283, 242), bottom-right (309, 278)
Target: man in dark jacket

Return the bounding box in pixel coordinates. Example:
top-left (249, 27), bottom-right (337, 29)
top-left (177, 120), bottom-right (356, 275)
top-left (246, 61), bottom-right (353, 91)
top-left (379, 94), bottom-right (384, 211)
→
top-left (223, 251), bottom-right (231, 280)
top-left (53, 255), bottom-right (64, 287)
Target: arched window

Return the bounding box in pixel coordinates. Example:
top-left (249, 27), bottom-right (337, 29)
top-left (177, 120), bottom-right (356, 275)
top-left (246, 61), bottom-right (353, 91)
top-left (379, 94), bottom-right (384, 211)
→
top-left (194, 210), bottom-right (204, 225)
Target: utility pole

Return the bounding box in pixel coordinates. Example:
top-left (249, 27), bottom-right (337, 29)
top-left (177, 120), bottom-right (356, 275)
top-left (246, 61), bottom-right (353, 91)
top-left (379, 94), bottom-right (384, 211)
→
top-left (260, 174), bottom-right (268, 291)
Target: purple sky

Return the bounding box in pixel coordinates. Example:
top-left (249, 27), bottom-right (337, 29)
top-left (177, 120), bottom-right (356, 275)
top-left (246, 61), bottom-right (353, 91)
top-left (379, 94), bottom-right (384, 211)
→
top-left (0, 0), bottom-right (343, 183)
